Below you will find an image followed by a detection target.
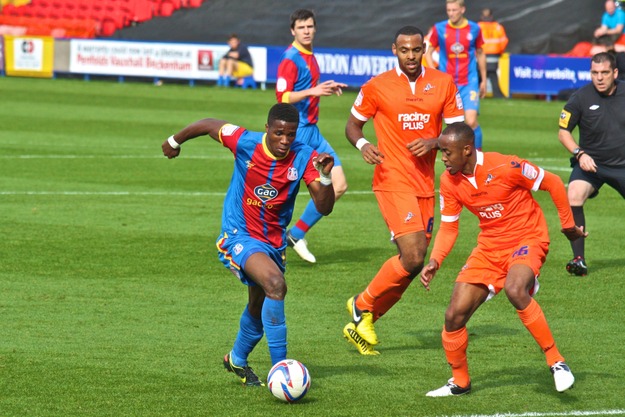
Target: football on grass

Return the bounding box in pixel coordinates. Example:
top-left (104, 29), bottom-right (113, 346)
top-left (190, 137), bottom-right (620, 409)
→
top-left (267, 359), bottom-right (311, 402)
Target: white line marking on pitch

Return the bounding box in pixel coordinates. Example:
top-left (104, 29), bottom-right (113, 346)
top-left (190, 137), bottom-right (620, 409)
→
top-left (0, 190), bottom-right (376, 196)
top-left (434, 409), bottom-right (625, 417)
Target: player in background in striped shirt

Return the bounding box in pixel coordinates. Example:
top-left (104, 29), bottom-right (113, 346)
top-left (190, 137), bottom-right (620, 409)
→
top-left (276, 8), bottom-right (348, 264)
top-left (426, 0), bottom-right (487, 150)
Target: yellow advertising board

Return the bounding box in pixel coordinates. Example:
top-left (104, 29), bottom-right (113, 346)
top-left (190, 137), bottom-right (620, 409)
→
top-left (4, 35), bottom-right (54, 78)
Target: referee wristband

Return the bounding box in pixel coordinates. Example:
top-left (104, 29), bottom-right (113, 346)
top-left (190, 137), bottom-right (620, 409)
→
top-left (168, 135), bottom-right (180, 149)
top-left (575, 150), bottom-right (585, 160)
top-left (355, 138), bottom-right (370, 151)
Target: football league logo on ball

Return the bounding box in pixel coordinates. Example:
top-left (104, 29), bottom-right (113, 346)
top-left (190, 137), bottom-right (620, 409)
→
top-left (267, 359), bottom-right (311, 402)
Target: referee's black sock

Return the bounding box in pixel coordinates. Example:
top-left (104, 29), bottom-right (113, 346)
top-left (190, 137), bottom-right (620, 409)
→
top-left (571, 206), bottom-right (585, 259)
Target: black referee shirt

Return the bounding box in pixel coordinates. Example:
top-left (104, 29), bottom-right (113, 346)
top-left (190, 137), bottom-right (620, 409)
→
top-left (559, 80), bottom-right (625, 167)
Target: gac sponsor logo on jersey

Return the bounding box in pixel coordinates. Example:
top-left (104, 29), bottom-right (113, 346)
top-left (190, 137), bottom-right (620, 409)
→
top-left (451, 42), bottom-right (464, 55)
top-left (397, 112), bottom-right (431, 130)
top-left (247, 184), bottom-right (278, 209)
top-left (476, 203), bottom-right (504, 219)
top-left (254, 184), bottom-right (278, 202)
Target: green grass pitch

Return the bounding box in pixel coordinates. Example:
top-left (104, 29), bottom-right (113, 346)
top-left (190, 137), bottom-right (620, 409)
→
top-left (1, 76), bottom-right (624, 417)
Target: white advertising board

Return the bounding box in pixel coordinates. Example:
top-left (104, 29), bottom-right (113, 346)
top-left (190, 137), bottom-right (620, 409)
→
top-left (69, 39), bottom-right (267, 81)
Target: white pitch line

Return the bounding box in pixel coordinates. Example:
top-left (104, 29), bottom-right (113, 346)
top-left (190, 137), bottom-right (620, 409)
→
top-left (0, 191), bottom-right (227, 196)
top-left (434, 410), bottom-right (625, 417)
top-left (0, 190), bottom-right (376, 196)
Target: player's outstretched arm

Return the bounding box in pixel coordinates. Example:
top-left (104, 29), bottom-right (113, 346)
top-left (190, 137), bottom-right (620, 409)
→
top-left (538, 169), bottom-right (589, 241)
top-left (162, 118), bottom-right (228, 158)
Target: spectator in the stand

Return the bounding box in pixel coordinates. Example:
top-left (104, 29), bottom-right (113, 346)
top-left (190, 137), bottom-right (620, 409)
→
top-left (591, 35), bottom-right (625, 80)
top-left (478, 8), bottom-right (508, 98)
top-left (594, 0), bottom-right (625, 43)
top-left (217, 33), bottom-right (254, 87)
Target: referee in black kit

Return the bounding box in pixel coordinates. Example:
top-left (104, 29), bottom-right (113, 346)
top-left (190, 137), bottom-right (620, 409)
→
top-left (558, 52), bottom-right (625, 276)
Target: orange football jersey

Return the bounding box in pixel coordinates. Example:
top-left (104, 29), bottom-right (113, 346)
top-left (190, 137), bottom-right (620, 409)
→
top-left (438, 152), bottom-right (554, 250)
top-left (351, 67), bottom-right (464, 197)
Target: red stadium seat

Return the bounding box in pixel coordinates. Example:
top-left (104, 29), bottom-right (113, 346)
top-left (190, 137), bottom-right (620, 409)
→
top-left (159, 0), bottom-right (175, 17)
top-left (2, 4), bottom-right (18, 15)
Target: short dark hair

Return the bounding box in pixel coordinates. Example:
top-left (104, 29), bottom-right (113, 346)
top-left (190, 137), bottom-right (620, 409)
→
top-left (592, 51), bottom-right (616, 70)
top-left (228, 33), bottom-right (239, 40)
top-left (442, 122), bottom-right (475, 145)
top-left (394, 26), bottom-right (424, 44)
top-left (290, 9), bottom-right (316, 29)
top-left (594, 34), bottom-right (614, 48)
top-left (268, 103), bottom-right (299, 125)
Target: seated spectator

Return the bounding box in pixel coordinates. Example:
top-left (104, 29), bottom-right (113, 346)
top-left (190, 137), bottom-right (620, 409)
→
top-left (594, 0), bottom-right (625, 43)
top-left (591, 35), bottom-right (625, 80)
top-left (216, 33), bottom-right (254, 87)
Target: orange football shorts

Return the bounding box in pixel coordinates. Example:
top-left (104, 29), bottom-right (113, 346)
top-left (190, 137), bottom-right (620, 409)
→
top-left (456, 241), bottom-right (549, 297)
top-left (374, 190), bottom-right (434, 241)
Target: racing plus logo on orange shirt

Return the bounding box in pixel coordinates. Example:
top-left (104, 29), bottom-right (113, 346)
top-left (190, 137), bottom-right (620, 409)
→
top-left (397, 112), bottom-right (431, 130)
top-left (476, 203), bottom-right (504, 219)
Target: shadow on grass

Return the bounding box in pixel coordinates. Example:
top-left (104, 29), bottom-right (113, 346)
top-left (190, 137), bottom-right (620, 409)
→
top-left (287, 246), bottom-right (394, 265)
top-left (476, 365), bottom-right (583, 402)
top-left (583, 257), bottom-right (625, 275)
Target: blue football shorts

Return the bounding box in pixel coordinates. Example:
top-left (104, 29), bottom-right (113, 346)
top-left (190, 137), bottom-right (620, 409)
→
top-left (216, 232), bottom-right (286, 286)
top-left (458, 83), bottom-right (480, 112)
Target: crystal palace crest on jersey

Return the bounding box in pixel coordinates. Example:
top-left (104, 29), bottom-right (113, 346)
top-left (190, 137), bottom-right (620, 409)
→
top-left (287, 167), bottom-right (299, 181)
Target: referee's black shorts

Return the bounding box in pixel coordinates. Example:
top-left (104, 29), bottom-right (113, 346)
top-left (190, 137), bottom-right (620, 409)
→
top-left (569, 158), bottom-right (625, 199)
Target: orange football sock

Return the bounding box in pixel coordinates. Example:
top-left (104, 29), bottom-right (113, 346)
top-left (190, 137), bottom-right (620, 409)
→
top-left (442, 327), bottom-right (470, 388)
top-left (371, 278), bottom-right (411, 321)
top-left (356, 255), bottom-right (411, 314)
top-left (517, 298), bottom-right (565, 366)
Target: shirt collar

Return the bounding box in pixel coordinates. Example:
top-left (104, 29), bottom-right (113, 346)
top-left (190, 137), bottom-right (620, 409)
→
top-left (395, 65), bottom-right (425, 80)
top-left (292, 41), bottom-right (313, 55)
top-left (262, 133), bottom-right (289, 160)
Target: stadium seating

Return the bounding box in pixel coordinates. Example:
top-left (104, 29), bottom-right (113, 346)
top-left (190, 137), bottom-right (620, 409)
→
top-left (0, 0), bottom-right (208, 38)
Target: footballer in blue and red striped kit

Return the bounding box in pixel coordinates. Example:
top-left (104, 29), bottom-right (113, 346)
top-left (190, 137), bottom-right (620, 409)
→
top-left (162, 103), bottom-right (335, 386)
top-left (216, 122), bottom-right (320, 252)
top-left (275, 9), bottom-right (348, 264)
top-left (276, 41), bottom-right (320, 127)
top-left (426, 0), bottom-right (487, 150)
